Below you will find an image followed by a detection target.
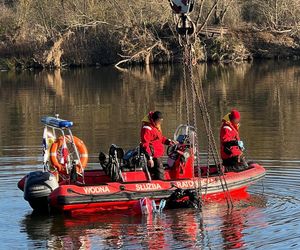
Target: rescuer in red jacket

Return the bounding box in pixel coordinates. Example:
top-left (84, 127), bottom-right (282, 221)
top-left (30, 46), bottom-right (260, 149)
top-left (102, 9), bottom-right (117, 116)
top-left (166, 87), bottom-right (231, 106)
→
top-left (140, 111), bottom-right (175, 180)
top-left (220, 109), bottom-right (248, 172)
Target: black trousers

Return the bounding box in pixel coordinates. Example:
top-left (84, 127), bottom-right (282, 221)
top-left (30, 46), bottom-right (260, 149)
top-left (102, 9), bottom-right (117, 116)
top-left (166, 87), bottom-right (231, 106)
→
top-left (223, 156), bottom-right (248, 172)
top-left (149, 158), bottom-right (165, 180)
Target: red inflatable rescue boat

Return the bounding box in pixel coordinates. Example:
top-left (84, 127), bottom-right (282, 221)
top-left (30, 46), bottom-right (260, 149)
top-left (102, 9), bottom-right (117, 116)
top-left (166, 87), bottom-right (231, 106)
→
top-left (18, 117), bottom-right (266, 214)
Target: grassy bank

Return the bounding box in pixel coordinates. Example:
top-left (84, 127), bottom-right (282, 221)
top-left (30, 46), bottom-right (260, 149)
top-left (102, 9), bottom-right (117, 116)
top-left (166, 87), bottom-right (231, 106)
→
top-left (0, 1), bottom-right (299, 70)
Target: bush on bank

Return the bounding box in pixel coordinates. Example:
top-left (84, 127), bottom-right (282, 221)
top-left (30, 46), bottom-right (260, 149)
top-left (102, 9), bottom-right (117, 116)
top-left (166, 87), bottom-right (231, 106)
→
top-left (0, 0), bottom-right (299, 70)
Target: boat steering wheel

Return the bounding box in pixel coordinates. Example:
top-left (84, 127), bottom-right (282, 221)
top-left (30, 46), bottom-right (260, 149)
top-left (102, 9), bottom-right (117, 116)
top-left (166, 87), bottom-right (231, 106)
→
top-left (167, 144), bottom-right (178, 157)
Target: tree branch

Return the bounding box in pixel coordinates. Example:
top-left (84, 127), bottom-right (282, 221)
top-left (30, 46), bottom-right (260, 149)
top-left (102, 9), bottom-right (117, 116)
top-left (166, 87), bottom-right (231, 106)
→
top-left (196, 0), bottom-right (222, 34)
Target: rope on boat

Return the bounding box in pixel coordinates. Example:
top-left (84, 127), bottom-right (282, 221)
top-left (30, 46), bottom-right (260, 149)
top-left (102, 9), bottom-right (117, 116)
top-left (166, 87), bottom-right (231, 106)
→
top-left (170, 1), bottom-right (233, 208)
top-left (192, 72), bottom-right (233, 208)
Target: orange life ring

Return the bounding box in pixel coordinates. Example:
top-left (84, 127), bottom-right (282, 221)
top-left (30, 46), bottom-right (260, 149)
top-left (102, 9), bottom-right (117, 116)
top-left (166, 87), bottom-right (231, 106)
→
top-left (50, 135), bottom-right (88, 173)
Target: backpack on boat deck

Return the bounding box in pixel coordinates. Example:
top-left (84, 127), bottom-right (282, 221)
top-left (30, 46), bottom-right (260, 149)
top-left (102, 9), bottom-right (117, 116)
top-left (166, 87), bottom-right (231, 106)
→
top-left (98, 144), bottom-right (124, 182)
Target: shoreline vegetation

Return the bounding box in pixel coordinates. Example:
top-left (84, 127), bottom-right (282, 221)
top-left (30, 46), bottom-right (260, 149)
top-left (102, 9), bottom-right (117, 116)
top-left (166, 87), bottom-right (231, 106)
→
top-left (0, 0), bottom-right (299, 70)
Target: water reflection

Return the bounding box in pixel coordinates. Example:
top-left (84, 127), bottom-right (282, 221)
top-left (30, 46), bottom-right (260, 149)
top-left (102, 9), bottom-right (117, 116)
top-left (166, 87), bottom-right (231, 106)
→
top-left (2, 61), bottom-right (300, 249)
top-left (20, 195), bottom-right (267, 250)
top-left (1, 61), bottom-right (300, 161)
top-left (0, 66), bottom-right (184, 157)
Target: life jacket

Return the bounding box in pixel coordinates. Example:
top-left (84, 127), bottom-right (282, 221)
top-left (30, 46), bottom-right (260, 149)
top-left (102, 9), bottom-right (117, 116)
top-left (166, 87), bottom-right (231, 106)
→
top-left (220, 113), bottom-right (241, 160)
top-left (140, 112), bottom-right (168, 158)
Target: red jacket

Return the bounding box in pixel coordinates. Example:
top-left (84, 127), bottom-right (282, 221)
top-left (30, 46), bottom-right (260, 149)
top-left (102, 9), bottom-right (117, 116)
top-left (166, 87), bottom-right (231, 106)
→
top-left (220, 114), bottom-right (242, 160)
top-left (141, 122), bottom-right (169, 158)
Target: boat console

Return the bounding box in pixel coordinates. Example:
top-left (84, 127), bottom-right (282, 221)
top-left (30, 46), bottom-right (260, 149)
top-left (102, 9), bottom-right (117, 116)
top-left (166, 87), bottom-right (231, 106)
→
top-left (99, 124), bottom-right (196, 182)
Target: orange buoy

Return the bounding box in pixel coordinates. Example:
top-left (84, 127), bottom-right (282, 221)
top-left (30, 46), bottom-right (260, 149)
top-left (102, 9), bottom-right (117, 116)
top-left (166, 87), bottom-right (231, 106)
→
top-left (50, 135), bottom-right (88, 174)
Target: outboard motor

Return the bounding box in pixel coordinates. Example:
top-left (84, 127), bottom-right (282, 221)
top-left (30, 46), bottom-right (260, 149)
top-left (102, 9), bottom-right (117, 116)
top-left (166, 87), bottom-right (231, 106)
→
top-left (24, 171), bottom-right (59, 211)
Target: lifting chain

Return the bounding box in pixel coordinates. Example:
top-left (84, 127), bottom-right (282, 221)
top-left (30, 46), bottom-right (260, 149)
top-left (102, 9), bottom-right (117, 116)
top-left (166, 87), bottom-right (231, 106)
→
top-left (184, 46), bottom-right (233, 207)
top-left (182, 45), bottom-right (203, 209)
top-left (193, 69), bottom-right (234, 208)
top-left (170, 0), bottom-right (233, 208)
top-left (182, 38), bottom-right (233, 209)
top-left (182, 54), bottom-right (190, 125)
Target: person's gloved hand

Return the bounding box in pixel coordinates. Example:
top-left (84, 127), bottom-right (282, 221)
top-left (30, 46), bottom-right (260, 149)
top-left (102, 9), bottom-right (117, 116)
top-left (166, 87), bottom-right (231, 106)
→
top-left (224, 147), bottom-right (232, 155)
top-left (166, 139), bottom-right (178, 146)
top-left (148, 159), bottom-right (154, 168)
top-left (170, 140), bottom-right (179, 146)
top-left (238, 141), bottom-right (245, 151)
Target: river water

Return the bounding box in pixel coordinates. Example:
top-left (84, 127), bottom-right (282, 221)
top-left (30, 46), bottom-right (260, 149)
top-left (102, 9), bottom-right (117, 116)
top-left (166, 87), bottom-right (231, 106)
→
top-left (0, 61), bottom-right (300, 249)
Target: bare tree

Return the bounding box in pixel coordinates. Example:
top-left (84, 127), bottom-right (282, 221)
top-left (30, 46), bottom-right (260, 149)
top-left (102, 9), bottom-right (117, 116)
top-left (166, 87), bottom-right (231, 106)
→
top-left (213, 0), bottom-right (235, 25)
top-left (246, 0), bottom-right (300, 32)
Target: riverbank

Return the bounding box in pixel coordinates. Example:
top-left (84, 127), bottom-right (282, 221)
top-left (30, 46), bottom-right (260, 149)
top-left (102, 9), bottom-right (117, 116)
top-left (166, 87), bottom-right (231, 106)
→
top-left (206, 29), bottom-right (300, 62)
top-left (0, 27), bottom-right (299, 70)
